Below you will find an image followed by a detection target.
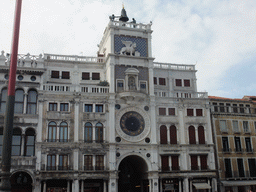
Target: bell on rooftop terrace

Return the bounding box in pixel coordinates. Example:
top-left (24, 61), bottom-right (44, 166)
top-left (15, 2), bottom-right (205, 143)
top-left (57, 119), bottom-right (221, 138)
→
top-left (119, 7), bottom-right (129, 22)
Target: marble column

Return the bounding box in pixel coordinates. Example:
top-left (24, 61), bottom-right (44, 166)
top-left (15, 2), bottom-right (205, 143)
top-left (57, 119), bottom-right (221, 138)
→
top-left (183, 178), bottom-right (189, 192)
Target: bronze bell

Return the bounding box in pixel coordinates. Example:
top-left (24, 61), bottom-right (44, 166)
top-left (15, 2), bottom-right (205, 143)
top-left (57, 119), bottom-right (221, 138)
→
top-left (119, 7), bottom-right (129, 22)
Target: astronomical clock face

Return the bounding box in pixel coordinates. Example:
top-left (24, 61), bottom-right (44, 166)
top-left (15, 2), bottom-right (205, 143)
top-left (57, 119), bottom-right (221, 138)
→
top-left (120, 111), bottom-right (145, 136)
top-left (116, 107), bottom-right (150, 142)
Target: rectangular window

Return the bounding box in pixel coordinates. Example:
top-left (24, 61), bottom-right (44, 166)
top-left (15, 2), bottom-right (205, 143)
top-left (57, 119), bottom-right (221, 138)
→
top-left (200, 155), bottom-right (207, 170)
top-left (222, 137), bottom-right (230, 152)
top-left (171, 156), bottom-right (179, 170)
top-left (161, 156), bottom-right (169, 171)
top-left (84, 155), bottom-right (93, 170)
top-left (95, 104), bottom-right (103, 113)
top-left (213, 102), bottom-right (218, 112)
top-left (239, 104), bottom-right (244, 113)
top-left (220, 103), bottom-right (225, 112)
top-left (92, 73), bottom-right (100, 80)
top-left (191, 155), bottom-right (198, 170)
top-left (219, 120), bottom-right (227, 132)
top-left (95, 155), bottom-right (104, 170)
top-left (196, 109), bottom-right (203, 116)
top-left (243, 121), bottom-right (249, 132)
top-left (168, 108), bottom-right (175, 116)
top-left (51, 71), bottom-right (59, 79)
top-left (159, 108), bottom-right (166, 115)
top-left (233, 104), bottom-right (238, 113)
top-left (61, 71), bottom-right (70, 79)
top-left (235, 137), bottom-right (242, 152)
top-left (84, 104), bottom-right (93, 112)
top-left (117, 81), bottom-right (124, 87)
top-left (82, 72), bottom-right (90, 80)
top-left (0, 133), bottom-right (2, 156)
top-left (226, 103), bottom-right (230, 112)
top-left (59, 155), bottom-right (68, 170)
top-left (225, 158), bottom-right (232, 178)
top-left (153, 77), bottom-right (157, 85)
top-left (159, 78), bottom-right (166, 85)
top-left (175, 79), bottom-right (182, 86)
top-left (47, 155), bottom-right (56, 170)
top-left (140, 82), bottom-right (147, 89)
top-left (237, 159), bottom-right (245, 177)
top-left (232, 121), bottom-right (239, 132)
top-left (246, 104), bottom-right (251, 114)
top-left (60, 103), bottom-right (69, 111)
top-left (49, 103), bottom-right (57, 111)
top-left (248, 159), bottom-right (256, 177)
top-left (187, 109), bottom-right (194, 116)
top-left (245, 137), bottom-right (252, 152)
top-left (184, 79), bottom-right (190, 87)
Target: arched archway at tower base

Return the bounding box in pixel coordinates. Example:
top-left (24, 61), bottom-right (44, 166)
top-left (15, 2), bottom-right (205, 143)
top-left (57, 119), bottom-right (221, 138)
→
top-left (118, 155), bottom-right (150, 192)
top-left (10, 171), bottom-right (33, 192)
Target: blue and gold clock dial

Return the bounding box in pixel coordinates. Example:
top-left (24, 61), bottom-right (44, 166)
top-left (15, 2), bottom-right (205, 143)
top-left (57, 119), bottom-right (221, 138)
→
top-left (120, 111), bottom-right (145, 136)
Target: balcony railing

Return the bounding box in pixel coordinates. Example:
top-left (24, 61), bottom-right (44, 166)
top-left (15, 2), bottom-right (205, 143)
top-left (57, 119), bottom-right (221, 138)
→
top-left (46, 165), bottom-right (73, 171)
top-left (84, 166), bottom-right (105, 171)
top-left (153, 62), bottom-right (195, 71)
top-left (222, 148), bottom-right (232, 153)
top-left (45, 139), bottom-right (71, 142)
top-left (212, 105), bottom-right (256, 114)
top-left (161, 166), bottom-right (181, 172)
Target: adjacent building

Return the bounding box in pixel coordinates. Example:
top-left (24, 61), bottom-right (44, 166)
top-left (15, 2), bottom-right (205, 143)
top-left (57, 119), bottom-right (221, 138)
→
top-left (209, 96), bottom-right (256, 192)
top-left (0, 8), bottom-right (217, 192)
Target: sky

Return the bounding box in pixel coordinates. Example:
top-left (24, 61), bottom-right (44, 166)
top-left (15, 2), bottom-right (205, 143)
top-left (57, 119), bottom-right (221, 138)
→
top-left (0, 0), bottom-right (256, 99)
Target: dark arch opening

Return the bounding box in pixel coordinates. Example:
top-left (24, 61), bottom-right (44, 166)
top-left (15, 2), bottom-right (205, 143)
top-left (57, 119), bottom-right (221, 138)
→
top-left (10, 171), bottom-right (33, 192)
top-left (118, 155), bottom-right (149, 192)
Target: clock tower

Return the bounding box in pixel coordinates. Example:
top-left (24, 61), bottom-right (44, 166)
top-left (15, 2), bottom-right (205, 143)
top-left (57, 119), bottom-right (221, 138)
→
top-left (98, 7), bottom-right (159, 192)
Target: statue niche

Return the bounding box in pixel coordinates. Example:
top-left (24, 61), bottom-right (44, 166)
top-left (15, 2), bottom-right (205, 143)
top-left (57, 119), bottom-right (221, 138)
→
top-left (128, 76), bottom-right (136, 90)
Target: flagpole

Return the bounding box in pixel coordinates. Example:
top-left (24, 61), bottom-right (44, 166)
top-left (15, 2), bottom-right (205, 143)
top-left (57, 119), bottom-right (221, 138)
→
top-left (0, 0), bottom-right (22, 191)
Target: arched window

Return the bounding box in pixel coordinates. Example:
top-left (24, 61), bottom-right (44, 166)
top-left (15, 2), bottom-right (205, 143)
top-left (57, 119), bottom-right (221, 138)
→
top-left (95, 123), bottom-right (103, 143)
top-left (84, 122), bottom-right (92, 143)
top-left (59, 122), bottom-right (68, 142)
top-left (27, 89), bottom-right (37, 114)
top-left (0, 127), bottom-right (3, 156)
top-left (12, 128), bottom-right (22, 156)
top-left (189, 126), bottom-right (196, 144)
top-left (48, 122), bottom-right (57, 142)
top-left (0, 88), bottom-right (7, 113)
top-left (25, 129), bottom-right (35, 156)
top-left (198, 126), bottom-right (205, 144)
top-left (160, 125), bottom-right (167, 144)
top-left (14, 89), bottom-right (24, 114)
top-left (170, 125), bottom-right (177, 144)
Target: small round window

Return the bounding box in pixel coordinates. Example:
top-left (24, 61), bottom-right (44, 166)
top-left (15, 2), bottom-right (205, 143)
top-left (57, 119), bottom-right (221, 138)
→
top-left (30, 76), bottom-right (36, 81)
top-left (17, 75), bottom-right (23, 80)
top-left (4, 74), bottom-right (9, 80)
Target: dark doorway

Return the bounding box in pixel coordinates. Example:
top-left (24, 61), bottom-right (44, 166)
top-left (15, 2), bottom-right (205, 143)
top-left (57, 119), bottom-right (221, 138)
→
top-left (10, 172), bottom-right (33, 192)
top-left (46, 179), bottom-right (68, 192)
top-left (118, 155), bottom-right (148, 192)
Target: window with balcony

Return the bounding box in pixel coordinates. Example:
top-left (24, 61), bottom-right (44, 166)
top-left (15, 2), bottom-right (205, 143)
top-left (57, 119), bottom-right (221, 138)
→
top-left (161, 156), bottom-right (169, 171)
top-left (245, 137), bottom-right (253, 152)
top-left (92, 73), bottom-right (100, 80)
top-left (187, 109), bottom-right (194, 116)
top-left (235, 137), bottom-right (242, 152)
top-left (232, 120), bottom-right (239, 132)
top-left (48, 122), bottom-right (57, 142)
top-left (61, 71), bottom-right (70, 79)
top-left (47, 155), bottom-right (56, 170)
top-left (84, 122), bottom-right (93, 143)
top-left (189, 126), bottom-right (196, 144)
top-left (220, 120), bottom-right (227, 132)
top-left (248, 159), bottom-right (256, 177)
top-left (24, 129), bottom-right (35, 156)
top-left (225, 158), bottom-right (232, 178)
top-left (27, 90), bottom-right (37, 114)
top-left (160, 125), bottom-right (167, 144)
top-left (95, 155), bottom-right (104, 170)
top-left (84, 104), bottom-right (93, 112)
top-left (243, 121), bottom-right (249, 133)
top-left (171, 155), bottom-right (179, 170)
top-left (51, 71), bottom-right (59, 79)
top-left (82, 72), bottom-right (90, 80)
top-left (60, 103), bottom-right (69, 112)
top-left (12, 128), bottom-right (22, 156)
top-left (14, 89), bottom-right (24, 114)
top-left (168, 108), bottom-right (175, 116)
top-left (222, 137), bottom-right (230, 152)
top-left (49, 103), bottom-right (57, 111)
top-left (59, 155), bottom-right (68, 170)
top-left (159, 108), bottom-right (166, 115)
top-left (170, 125), bottom-right (177, 144)
top-left (237, 159), bottom-right (245, 177)
top-left (95, 104), bottom-right (103, 112)
top-left (59, 122), bottom-right (68, 142)
top-left (184, 79), bottom-right (190, 87)
top-left (84, 155), bottom-right (93, 170)
top-left (95, 123), bottom-right (103, 143)
top-left (198, 126), bottom-right (205, 144)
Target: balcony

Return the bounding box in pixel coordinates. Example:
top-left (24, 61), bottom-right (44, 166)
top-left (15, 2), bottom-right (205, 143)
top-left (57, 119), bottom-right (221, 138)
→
top-left (161, 166), bottom-right (180, 172)
top-left (44, 165), bottom-right (73, 171)
top-left (84, 166), bottom-right (105, 171)
top-left (222, 148), bottom-right (232, 153)
top-left (45, 139), bottom-right (71, 142)
top-left (212, 105), bottom-right (256, 114)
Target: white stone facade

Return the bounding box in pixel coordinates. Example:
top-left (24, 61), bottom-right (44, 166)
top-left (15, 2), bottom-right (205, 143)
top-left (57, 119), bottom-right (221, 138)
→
top-left (0, 12), bottom-right (217, 192)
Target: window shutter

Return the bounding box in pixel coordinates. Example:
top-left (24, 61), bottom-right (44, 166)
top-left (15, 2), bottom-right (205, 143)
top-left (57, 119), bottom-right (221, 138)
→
top-left (184, 79), bottom-right (190, 87)
top-left (159, 108), bottom-right (166, 115)
top-left (198, 126), bottom-right (205, 144)
top-left (170, 125), bottom-right (177, 144)
top-left (187, 109), bottom-right (194, 116)
top-left (161, 156), bottom-right (169, 171)
top-left (171, 155), bottom-right (179, 170)
top-left (168, 108), bottom-right (175, 116)
top-left (92, 73), bottom-right (100, 80)
top-left (160, 125), bottom-right (167, 144)
top-left (200, 155), bottom-right (207, 170)
top-left (189, 126), bottom-right (196, 144)
top-left (196, 109), bottom-right (202, 116)
top-left (82, 72), bottom-right (90, 80)
top-left (175, 79), bottom-right (182, 86)
top-left (191, 155), bottom-right (198, 170)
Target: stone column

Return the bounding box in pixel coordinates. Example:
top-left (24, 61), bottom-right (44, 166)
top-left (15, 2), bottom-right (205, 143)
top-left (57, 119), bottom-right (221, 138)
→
top-left (103, 180), bottom-right (107, 192)
top-left (36, 149), bottom-right (41, 171)
top-left (178, 106), bottom-right (185, 144)
top-left (67, 180), bottom-right (70, 192)
top-left (74, 99), bottom-right (80, 142)
top-left (23, 93), bottom-right (28, 114)
top-left (33, 180), bottom-right (41, 192)
top-left (179, 179), bottom-right (182, 192)
top-left (20, 134), bottom-right (25, 156)
top-left (72, 179), bottom-right (79, 192)
top-left (43, 181), bottom-right (46, 192)
top-left (206, 107), bottom-right (213, 144)
top-left (152, 178), bottom-right (158, 192)
top-left (183, 178), bottom-right (189, 192)
top-left (109, 172), bottom-right (118, 192)
top-left (108, 99), bottom-right (115, 143)
top-left (73, 149), bottom-right (79, 171)
top-left (159, 179), bottom-right (162, 192)
top-left (211, 178), bottom-right (217, 192)
top-left (37, 99), bottom-right (44, 142)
